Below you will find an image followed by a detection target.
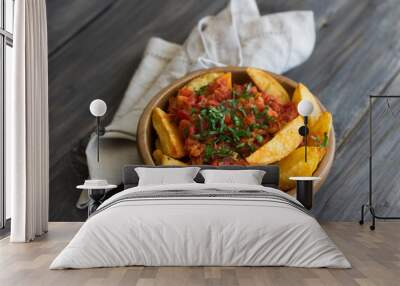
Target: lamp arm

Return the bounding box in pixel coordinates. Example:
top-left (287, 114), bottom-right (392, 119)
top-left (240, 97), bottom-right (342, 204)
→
top-left (96, 117), bottom-right (100, 162)
top-left (304, 116), bottom-right (308, 163)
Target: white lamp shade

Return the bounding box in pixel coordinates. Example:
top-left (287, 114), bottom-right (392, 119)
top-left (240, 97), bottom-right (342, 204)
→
top-left (90, 99), bottom-right (107, 117)
top-left (297, 99), bottom-right (314, 116)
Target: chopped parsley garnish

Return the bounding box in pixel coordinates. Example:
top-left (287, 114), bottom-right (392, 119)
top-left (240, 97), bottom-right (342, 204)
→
top-left (240, 83), bottom-right (253, 99)
top-left (236, 142), bottom-right (245, 148)
top-left (233, 114), bottom-right (242, 127)
top-left (256, 135), bottom-right (264, 143)
top-left (310, 133), bottom-right (329, 148)
top-left (204, 144), bottom-right (214, 162)
top-left (321, 132), bottom-right (329, 147)
top-left (239, 106), bottom-right (247, 117)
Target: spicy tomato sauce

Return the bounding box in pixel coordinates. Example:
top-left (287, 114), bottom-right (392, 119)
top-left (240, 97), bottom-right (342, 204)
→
top-left (167, 75), bottom-right (298, 165)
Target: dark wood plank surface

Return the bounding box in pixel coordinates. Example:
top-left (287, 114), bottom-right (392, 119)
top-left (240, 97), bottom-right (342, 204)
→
top-left (46, 0), bottom-right (115, 54)
top-left (47, 0), bottom-right (400, 221)
top-left (314, 75), bottom-right (400, 220)
top-left (47, 0), bottom-right (228, 220)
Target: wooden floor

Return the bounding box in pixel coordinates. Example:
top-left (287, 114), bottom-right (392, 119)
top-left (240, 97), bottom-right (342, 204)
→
top-left (0, 222), bottom-right (399, 286)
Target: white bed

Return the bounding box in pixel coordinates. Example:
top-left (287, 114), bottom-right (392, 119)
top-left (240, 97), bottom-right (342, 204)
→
top-left (50, 182), bottom-right (350, 269)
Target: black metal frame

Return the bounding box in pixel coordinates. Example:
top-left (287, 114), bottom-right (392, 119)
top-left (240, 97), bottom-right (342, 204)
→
top-left (360, 95), bottom-right (400, 230)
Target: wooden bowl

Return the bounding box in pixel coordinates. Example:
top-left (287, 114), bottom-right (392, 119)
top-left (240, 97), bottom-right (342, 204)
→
top-left (137, 67), bottom-right (335, 194)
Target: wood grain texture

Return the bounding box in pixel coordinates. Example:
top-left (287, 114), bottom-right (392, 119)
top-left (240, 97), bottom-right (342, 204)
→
top-left (1, 222), bottom-right (400, 286)
top-left (313, 75), bottom-right (400, 220)
top-left (47, 0), bottom-right (400, 221)
top-left (46, 0), bottom-right (115, 54)
top-left (48, 0), bottom-right (227, 221)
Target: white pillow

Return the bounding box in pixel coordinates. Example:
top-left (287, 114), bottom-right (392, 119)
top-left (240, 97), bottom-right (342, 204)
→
top-left (135, 167), bottom-right (200, 186)
top-left (200, 169), bottom-right (266, 185)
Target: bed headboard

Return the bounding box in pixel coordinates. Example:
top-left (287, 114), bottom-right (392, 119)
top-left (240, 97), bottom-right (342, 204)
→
top-left (122, 165), bottom-right (280, 189)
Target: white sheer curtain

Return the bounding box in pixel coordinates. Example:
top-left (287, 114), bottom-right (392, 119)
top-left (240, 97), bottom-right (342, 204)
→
top-left (7, 0), bottom-right (49, 242)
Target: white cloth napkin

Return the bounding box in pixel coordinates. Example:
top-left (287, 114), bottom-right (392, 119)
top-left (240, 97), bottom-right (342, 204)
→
top-left (85, 0), bottom-right (315, 185)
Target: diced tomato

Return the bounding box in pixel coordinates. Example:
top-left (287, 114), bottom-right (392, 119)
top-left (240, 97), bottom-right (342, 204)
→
top-left (224, 113), bottom-right (232, 125)
top-left (208, 76), bottom-right (232, 102)
top-left (197, 95), bottom-right (207, 108)
top-left (176, 95), bottom-right (195, 110)
top-left (210, 160), bottom-right (219, 166)
top-left (262, 92), bottom-right (270, 102)
top-left (255, 96), bottom-right (265, 111)
top-left (214, 88), bottom-right (231, 101)
top-left (244, 114), bottom-right (256, 125)
top-left (268, 121), bottom-right (280, 134)
top-left (267, 109), bottom-right (279, 118)
top-left (280, 102), bottom-right (298, 123)
top-left (242, 97), bottom-right (255, 110)
top-left (176, 109), bottom-right (191, 121)
top-left (190, 145), bottom-right (203, 157)
top-left (176, 95), bottom-right (186, 107)
top-left (179, 87), bottom-right (195, 98)
top-left (268, 99), bottom-right (282, 114)
top-left (207, 99), bottom-right (219, 107)
top-left (250, 86), bottom-right (258, 95)
top-left (185, 138), bottom-right (203, 157)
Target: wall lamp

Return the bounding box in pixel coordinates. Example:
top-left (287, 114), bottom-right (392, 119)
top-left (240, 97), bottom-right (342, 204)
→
top-left (89, 99), bottom-right (107, 162)
top-left (297, 99), bottom-right (314, 162)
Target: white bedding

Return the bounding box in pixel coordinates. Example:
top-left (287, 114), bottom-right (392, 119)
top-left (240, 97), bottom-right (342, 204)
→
top-left (50, 183), bottom-right (350, 269)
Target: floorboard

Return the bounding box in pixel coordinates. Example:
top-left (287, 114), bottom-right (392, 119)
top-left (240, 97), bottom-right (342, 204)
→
top-left (1, 222), bottom-right (400, 286)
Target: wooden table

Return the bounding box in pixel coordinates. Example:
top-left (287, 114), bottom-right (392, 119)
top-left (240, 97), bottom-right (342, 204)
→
top-left (47, 0), bottom-right (400, 221)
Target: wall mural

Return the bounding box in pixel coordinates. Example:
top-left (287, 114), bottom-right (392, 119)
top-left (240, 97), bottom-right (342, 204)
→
top-left (47, 0), bottom-right (400, 222)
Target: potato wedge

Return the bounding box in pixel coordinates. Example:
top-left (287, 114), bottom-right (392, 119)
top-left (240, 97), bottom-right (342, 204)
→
top-left (152, 107), bottom-right (185, 158)
top-left (218, 72), bottom-right (232, 89)
top-left (161, 154), bottom-right (187, 166)
top-left (309, 112), bottom-right (332, 147)
top-left (246, 116), bottom-right (303, 164)
top-left (185, 72), bottom-right (224, 92)
top-left (152, 149), bottom-right (163, 165)
top-left (292, 83), bottom-right (322, 127)
top-left (279, 147), bottom-right (326, 190)
top-left (246, 67), bottom-right (290, 105)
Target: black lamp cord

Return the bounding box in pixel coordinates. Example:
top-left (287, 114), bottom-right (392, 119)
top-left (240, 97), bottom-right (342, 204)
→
top-left (96, 117), bottom-right (100, 162)
top-left (304, 116), bottom-right (308, 163)
top-left (298, 117), bottom-right (309, 162)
